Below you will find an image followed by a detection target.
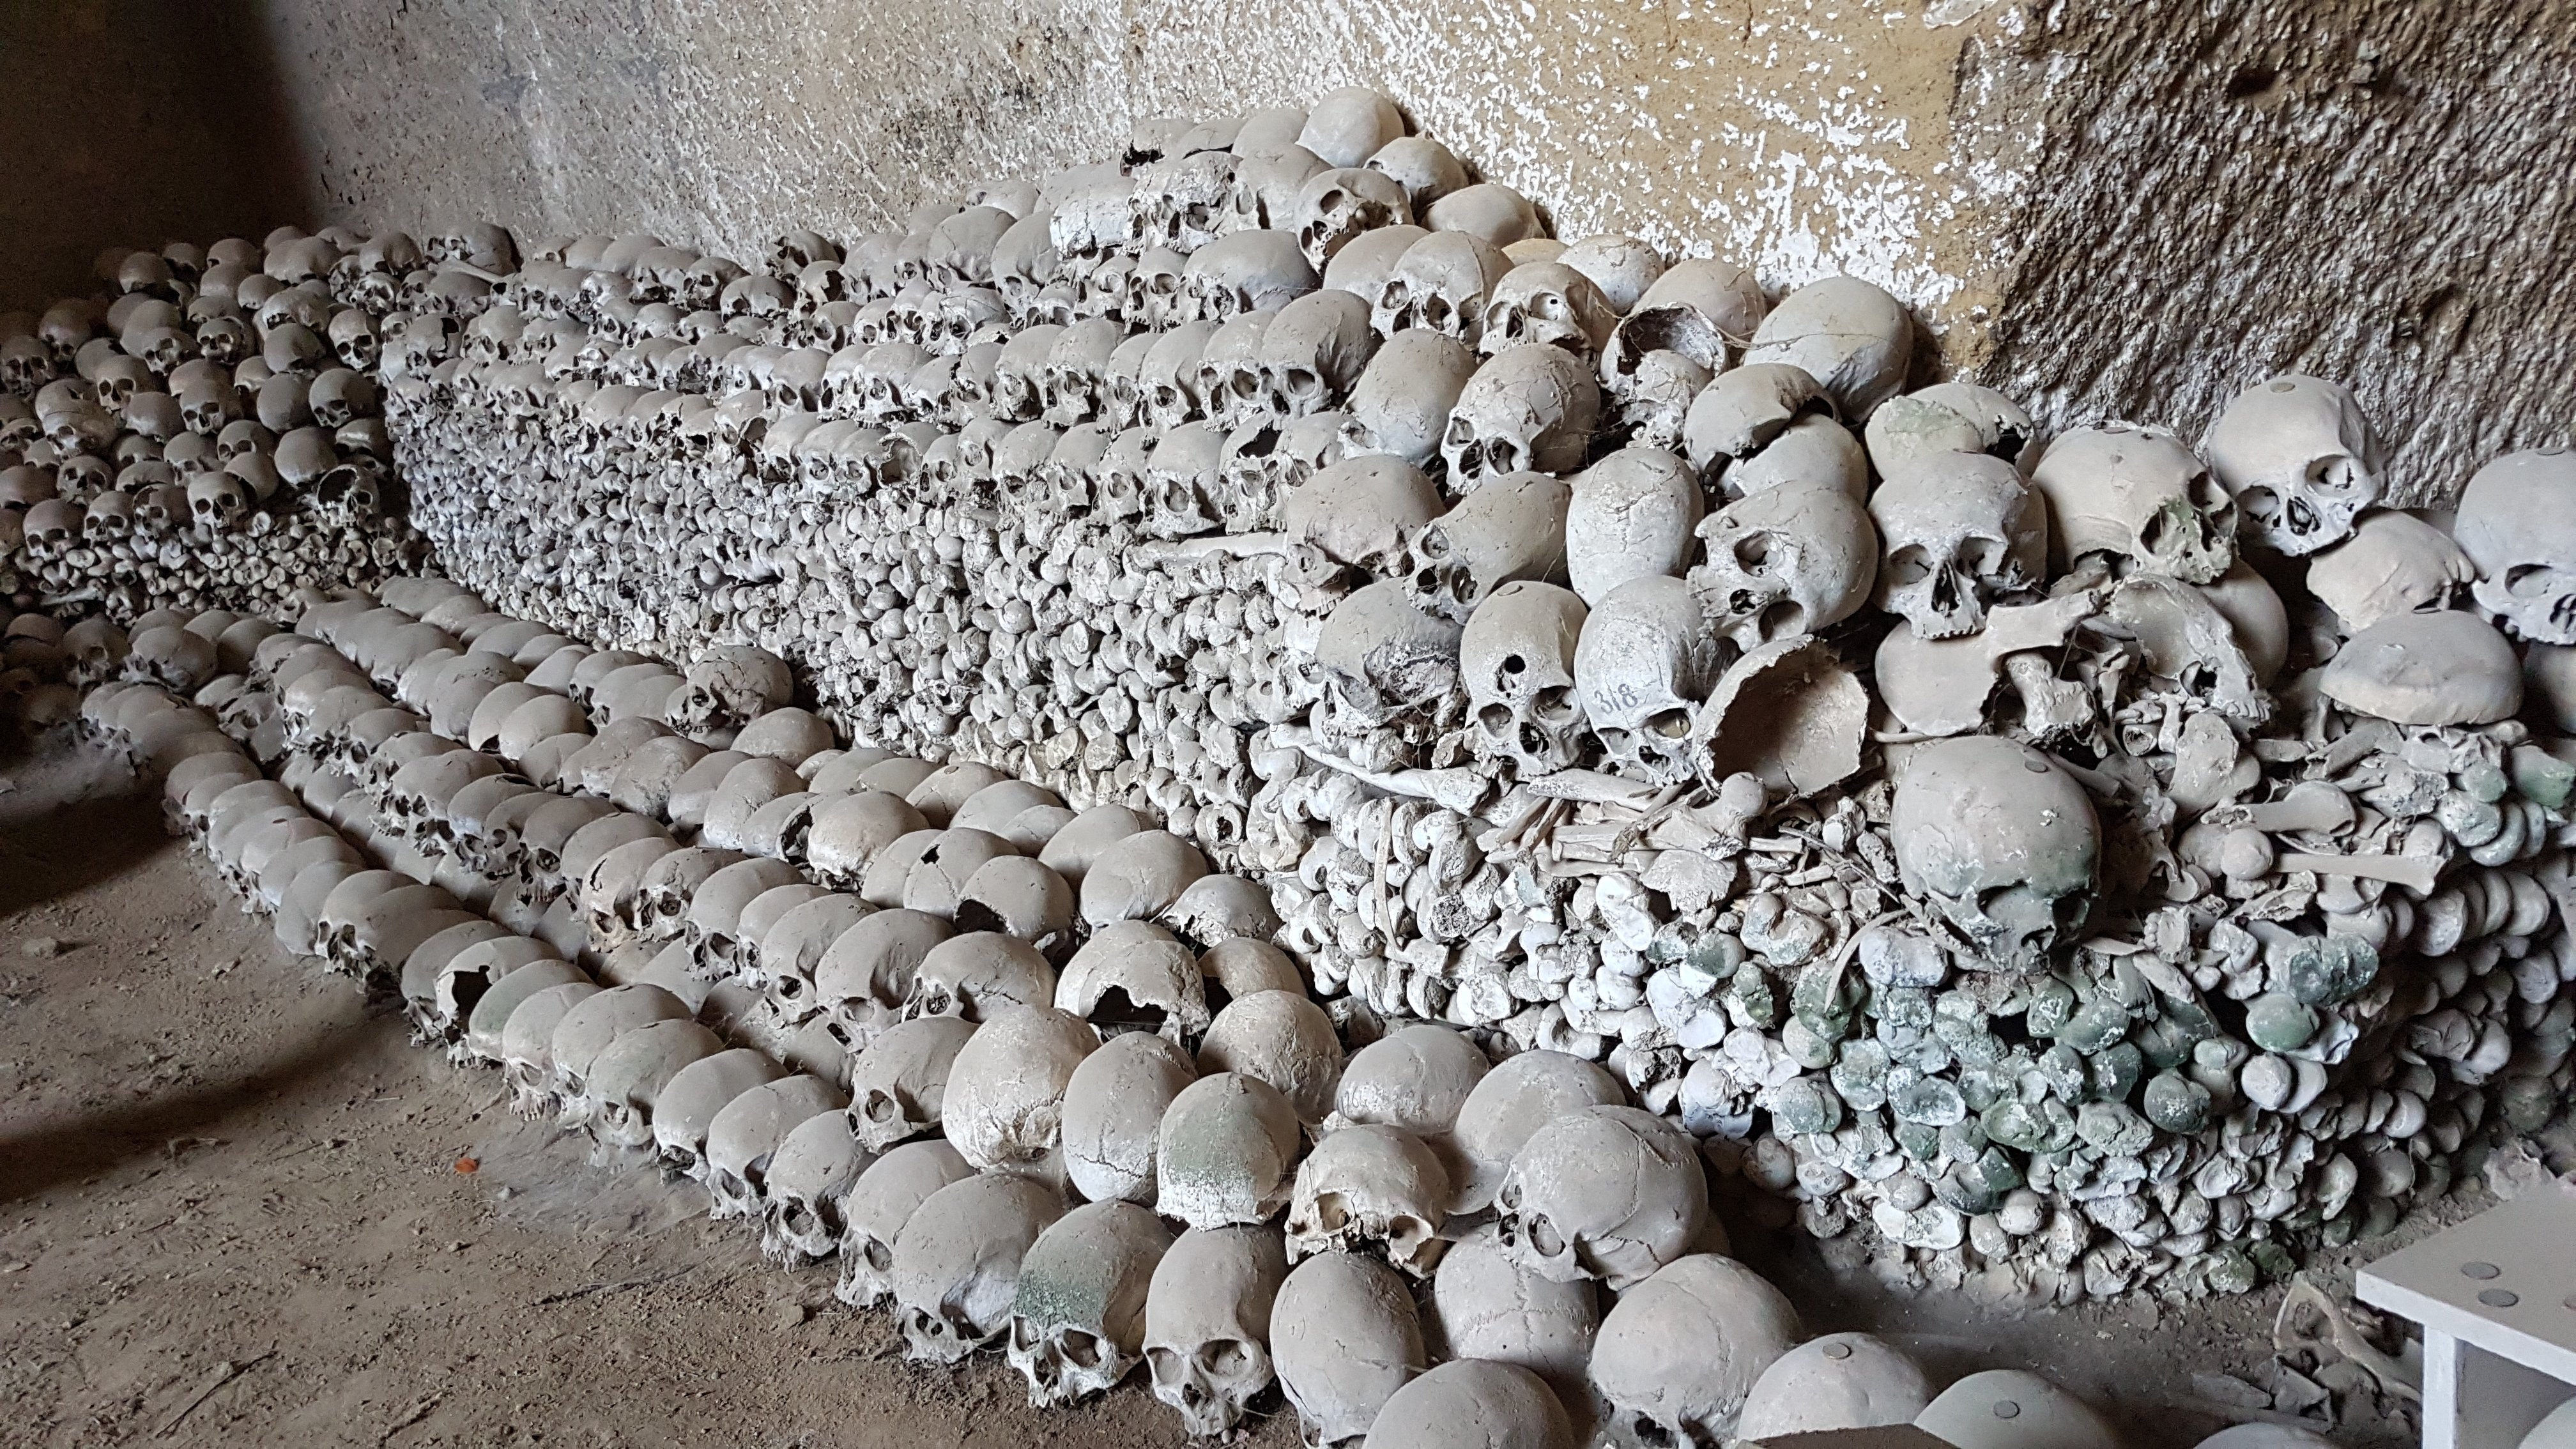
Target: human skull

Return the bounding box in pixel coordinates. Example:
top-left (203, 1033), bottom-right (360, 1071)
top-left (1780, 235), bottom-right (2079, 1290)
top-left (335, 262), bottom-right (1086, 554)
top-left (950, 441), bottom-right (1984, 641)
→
top-left (1618, 349), bottom-right (1715, 454)
top-left (1374, 231), bottom-right (1511, 346)
top-left (1588, 1254), bottom-right (1803, 1446)
top-left (1563, 446), bottom-right (1703, 606)
top-left (1261, 288), bottom-right (1379, 417)
top-left (1292, 167), bottom-right (1414, 271)
top-left (1480, 262), bottom-right (1618, 360)
top-left (1449, 1050), bottom-right (1627, 1216)
top-left (2454, 447), bottom-right (2576, 643)
top-left (1077, 830), bottom-right (1211, 930)
top-left (812, 907), bottom-right (950, 1044)
top-left (846, 1014), bottom-right (977, 1152)
top-left (1059, 1030), bottom-right (1198, 1204)
top-left (1156, 1071), bottom-right (1305, 1230)
top-left (1283, 1124), bottom-right (1450, 1276)
top-left (1271, 1250), bottom-right (1426, 1448)
top-left (1312, 581), bottom-right (1465, 731)
top-left (2318, 608), bottom-right (2523, 726)
top-left (940, 1005), bottom-right (1098, 1173)
top-left (1409, 470), bottom-right (1573, 622)
top-left (1440, 343), bottom-right (1602, 487)
top-left (1005, 1199), bottom-right (1174, 1406)
top-left (1371, 1361), bottom-right (1577, 1449)
top-left (671, 643), bottom-right (792, 739)
top-left (1687, 477), bottom-right (1879, 649)
top-left (891, 1170), bottom-right (1066, 1363)
top-left (1495, 1105), bottom-right (1707, 1289)
top-left (1869, 452), bottom-right (2047, 639)
top-left (1890, 735), bottom-right (2099, 972)
top-left (2028, 422), bottom-right (2236, 583)
top-left (702, 1073), bottom-right (848, 1222)
top-left (1738, 275), bottom-right (1910, 418)
top-left (1913, 1371), bottom-right (2123, 1449)
top-left (760, 1108), bottom-right (871, 1265)
top-left (2202, 374), bottom-right (2383, 556)
top-left (1196, 990), bottom-right (1344, 1126)
top-left (1287, 454), bottom-right (1444, 574)
top-left (1339, 330), bottom-right (1477, 466)
top-left (1733, 1331), bottom-right (1932, 1437)
top-left (581, 1018), bottom-right (725, 1150)
top-left (834, 1138), bottom-right (974, 1308)
top-left (1602, 257), bottom-right (1766, 392)
top-left (903, 931), bottom-right (1056, 1022)
top-left (2304, 510), bottom-right (2477, 631)
top-left (1144, 1224), bottom-right (1290, 1437)
top-left (1462, 581), bottom-right (1590, 777)
top-left (1573, 576), bottom-right (1729, 786)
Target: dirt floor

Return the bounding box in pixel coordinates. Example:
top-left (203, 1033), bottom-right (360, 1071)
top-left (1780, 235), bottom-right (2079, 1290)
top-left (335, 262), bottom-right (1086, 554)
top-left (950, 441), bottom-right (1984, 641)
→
top-left (0, 738), bottom-right (2445, 1447)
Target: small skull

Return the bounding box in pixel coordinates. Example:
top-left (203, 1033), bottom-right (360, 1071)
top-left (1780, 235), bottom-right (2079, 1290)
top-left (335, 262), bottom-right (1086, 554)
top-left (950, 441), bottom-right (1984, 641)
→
top-left (2028, 422), bottom-right (2236, 583)
top-left (1573, 576), bottom-right (1729, 785)
top-left (1143, 1225), bottom-right (1290, 1438)
top-left (1439, 342), bottom-right (1602, 488)
top-left (1462, 581), bottom-right (1589, 777)
top-left (1686, 477), bottom-right (1879, 649)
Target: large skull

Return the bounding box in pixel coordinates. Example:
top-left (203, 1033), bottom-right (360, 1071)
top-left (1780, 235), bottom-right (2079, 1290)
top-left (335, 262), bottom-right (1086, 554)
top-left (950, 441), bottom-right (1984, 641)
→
top-left (2028, 422), bottom-right (2235, 583)
top-left (2201, 374), bottom-right (2382, 556)
top-left (1058, 1030), bottom-right (1197, 1205)
top-left (1272, 1250), bottom-right (1427, 1448)
top-left (1143, 1224), bottom-right (1290, 1437)
top-left (834, 1138), bottom-right (974, 1309)
top-left (2453, 447), bottom-right (2576, 644)
top-left (890, 1170), bottom-right (1066, 1363)
top-left (1261, 288), bottom-right (1379, 418)
top-left (1573, 576), bottom-right (1729, 785)
top-left (1439, 342), bottom-right (1602, 488)
top-left (1006, 1199), bottom-right (1172, 1406)
top-left (1494, 1106), bottom-right (1706, 1290)
top-left (1339, 329), bottom-right (1476, 466)
top-left (1737, 275), bottom-right (1909, 418)
top-left (1889, 735), bottom-right (2099, 972)
top-left (1868, 452), bottom-right (2046, 640)
top-left (1687, 477), bottom-right (1878, 650)
top-left (1589, 1254), bottom-right (1803, 1446)
top-left (1462, 581), bottom-right (1589, 777)
top-left (2304, 510), bottom-right (2476, 631)
top-left (1564, 445), bottom-right (1703, 605)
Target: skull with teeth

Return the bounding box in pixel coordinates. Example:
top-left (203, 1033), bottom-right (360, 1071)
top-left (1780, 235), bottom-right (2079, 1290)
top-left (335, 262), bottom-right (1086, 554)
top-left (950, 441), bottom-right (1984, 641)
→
top-left (891, 1170), bottom-right (1066, 1364)
top-left (1143, 1224), bottom-right (1289, 1437)
top-left (1868, 452), bottom-right (2046, 640)
top-left (1005, 1199), bottom-right (1173, 1407)
top-left (2201, 374), bottom-right (2383, 556)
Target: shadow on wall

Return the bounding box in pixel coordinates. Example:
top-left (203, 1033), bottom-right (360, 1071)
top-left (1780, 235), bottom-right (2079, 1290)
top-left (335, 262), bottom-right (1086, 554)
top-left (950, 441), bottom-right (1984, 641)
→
top-left (0, 1), bottom-right (319, 313)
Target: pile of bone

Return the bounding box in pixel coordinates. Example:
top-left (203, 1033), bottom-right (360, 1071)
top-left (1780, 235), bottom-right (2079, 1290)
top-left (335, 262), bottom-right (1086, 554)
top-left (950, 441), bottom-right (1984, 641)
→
top-left (0, 224), bottom-right (496, 613)
top-left (370, 80), bottom-right (2576, 1308)
top-left (75, 590), bottom-right (2349, 1449)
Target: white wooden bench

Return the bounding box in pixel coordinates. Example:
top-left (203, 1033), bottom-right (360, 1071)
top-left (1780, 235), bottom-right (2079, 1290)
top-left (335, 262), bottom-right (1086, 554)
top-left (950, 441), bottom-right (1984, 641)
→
top-left (2357, 1181), bottom-right (2576, 1449)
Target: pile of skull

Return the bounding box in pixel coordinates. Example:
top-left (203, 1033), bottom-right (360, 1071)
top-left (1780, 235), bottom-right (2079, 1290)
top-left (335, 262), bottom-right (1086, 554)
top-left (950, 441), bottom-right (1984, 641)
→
top-left (0, 224), bottom-right (490, 615)
top-left (77, 580), bottom-right (2345, 1449)
top-left (366, 79), bottom-right (2576, 1317)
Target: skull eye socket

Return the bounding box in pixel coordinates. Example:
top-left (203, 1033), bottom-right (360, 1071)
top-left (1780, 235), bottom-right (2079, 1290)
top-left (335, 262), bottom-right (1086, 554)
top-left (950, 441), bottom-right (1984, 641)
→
top-left (1733, 533), bottom-right (1777, 571)
top-left (1886, 544), bottom-right (1933, 586)
top-left (2506, 564), bottom-right (2567, 599)
top-left (1646, 708), bottom-right (1692, 739)
top-left (1199, 1338), bottom-right (1253, 1376)
top-left (1478, 703), bottom-right (1514, 736)
top-left (1059, 1328), bottom-right (1104, 1370)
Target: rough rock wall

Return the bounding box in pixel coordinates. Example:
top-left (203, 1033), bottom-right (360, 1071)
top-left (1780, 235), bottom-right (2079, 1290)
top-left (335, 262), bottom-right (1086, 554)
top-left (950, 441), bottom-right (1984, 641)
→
top-left (245, 0), bottom-right (2574, 493)
top-left (1961, 0), bottom-right (2576, 505)
top-left (0, 2), bottom-right (316, 312)
top-left (251, 0), bottom-right (2002, 358)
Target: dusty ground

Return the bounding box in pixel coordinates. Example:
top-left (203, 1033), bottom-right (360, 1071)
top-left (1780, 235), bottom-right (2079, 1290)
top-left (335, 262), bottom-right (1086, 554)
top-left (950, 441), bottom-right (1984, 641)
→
top-left (0, 738), bottom-right (2441, 1446)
